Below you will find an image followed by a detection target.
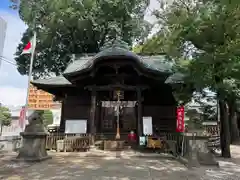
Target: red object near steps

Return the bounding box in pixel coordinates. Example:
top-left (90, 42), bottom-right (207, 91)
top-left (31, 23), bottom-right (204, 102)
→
top-left (128, 131), bottom-right (137, 142)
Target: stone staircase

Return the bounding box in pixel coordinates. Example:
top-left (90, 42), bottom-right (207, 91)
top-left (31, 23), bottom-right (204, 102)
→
top-left (94, 133), bottom-right (133, 151)
top-left (94, 140), bottom-right (133, 151)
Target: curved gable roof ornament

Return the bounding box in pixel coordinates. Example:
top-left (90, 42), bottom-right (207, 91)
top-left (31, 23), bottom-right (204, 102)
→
top-left (63, 39), bottom-right (141, 76)
top-left (100, 38), bottom-right (130, 51)
top-left (94, 38), bottom-right (139, 60)
top-left (63, 39), bottom-right (174, 79)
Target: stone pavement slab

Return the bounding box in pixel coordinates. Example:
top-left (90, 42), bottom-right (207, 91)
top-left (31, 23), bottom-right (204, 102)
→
top-left (1, 151), bottom-right (240, 180)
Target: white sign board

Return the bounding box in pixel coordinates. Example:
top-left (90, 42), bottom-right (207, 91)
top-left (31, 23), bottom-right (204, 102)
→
top-left (65, 120), bottom-right (87, 134)
top-left (51, 109), bottom-right (62, 125)
top-left (143, 116), bottom-right (153, 135)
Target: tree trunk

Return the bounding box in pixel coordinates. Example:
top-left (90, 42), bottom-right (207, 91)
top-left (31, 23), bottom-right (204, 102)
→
top-left (228, 97), bottom-right (240, 143)
top-left (219, 99), bottom-right (231, 158)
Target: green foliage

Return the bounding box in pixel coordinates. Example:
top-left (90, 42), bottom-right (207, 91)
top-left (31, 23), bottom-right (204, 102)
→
top-left (42, 110), bottom-right (53, 126)
top-left (35, 110), bottom-right (53, 126)
top-left (138, 0), bottom-right (240, 101)
top-left (202, 105), bottom-right (217, 121)
top-left (163, 0), bottom-right (240, 94)
top-left (148, 0), bottom-right (240, 157)
top-left (11, 0), bottom-right (152, 78)
top-left (133, 32), bottom-right (178, 56)
top-left (0, 105), bottom-right (11, 126)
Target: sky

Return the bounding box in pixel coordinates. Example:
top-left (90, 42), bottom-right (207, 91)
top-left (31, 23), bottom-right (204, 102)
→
top-left (0, 0), bottom-right (159, 107)
top-left (0, 0), bottom-right (28, 107)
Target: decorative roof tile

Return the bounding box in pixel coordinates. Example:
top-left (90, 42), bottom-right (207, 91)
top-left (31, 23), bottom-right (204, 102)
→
top-left (64, 52), bottom-right (173, 75)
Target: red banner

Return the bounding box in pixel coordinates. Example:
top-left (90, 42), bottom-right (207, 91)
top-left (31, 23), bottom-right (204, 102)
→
top-left (176, 106), bottom-right (185, 132)
top-left (19, 106), bottom-right (26, 129)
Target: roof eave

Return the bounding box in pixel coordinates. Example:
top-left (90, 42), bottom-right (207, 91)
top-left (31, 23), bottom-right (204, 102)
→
top-left (31, 82), bottom-right (75, 96)
top-left (31, 82), bottom-right (74, 87)
top-left (63, 55), bottom-right (173, 80)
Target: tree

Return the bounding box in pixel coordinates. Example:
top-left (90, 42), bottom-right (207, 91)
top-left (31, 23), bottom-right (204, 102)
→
top-left (35, 110), bottom-right (53, 126)
top-left (133, 32), bottom-right (172, 55)
top-left (0, 105), bottom-right (11, 135)
top-left (10, 0), bottom-right (152, 78)
top-left (148, 0), bottom-right (240, 157)
top-left (42, 110), bottom-right (53, 126)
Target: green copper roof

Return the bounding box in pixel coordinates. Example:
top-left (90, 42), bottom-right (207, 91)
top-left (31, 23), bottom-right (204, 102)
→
top-left (64, 57), bottom-right (92, 74)
top-left (64, 52), bottom-right (173, 75)
top-left (32, 40), bottom-right (184, 87)
top-left (165, 73), bottom-right (185, 84)
top-left (63, 39), bottom-right (173, 75)
top-left (31, 75), bottom-right (71, 86)
top-left (140, 56), bottom-right (173, 73)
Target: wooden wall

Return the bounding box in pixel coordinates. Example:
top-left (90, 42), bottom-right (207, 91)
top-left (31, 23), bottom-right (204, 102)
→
top-left (142, 84), bottom-right (177, 133)
top-left (59, 91), bottom-right (91, 133)
top-left (143, 106), bottom-right (176, 132)
top-left (59, 83), bottom-right (177, 134)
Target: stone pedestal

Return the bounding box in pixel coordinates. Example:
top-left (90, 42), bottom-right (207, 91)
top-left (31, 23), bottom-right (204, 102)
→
top-left (187, 139), bottom-right (200, 168)
top-left (196, 140), bottom-right (219, 166)
top-left (187, 136), bottom-right (219, 168)
top-left (16, 132), bottom-right (51, 162)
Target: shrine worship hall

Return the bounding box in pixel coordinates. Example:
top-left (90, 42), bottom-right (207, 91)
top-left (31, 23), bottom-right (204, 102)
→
top-left (31, 40), bottom-right (185, 151)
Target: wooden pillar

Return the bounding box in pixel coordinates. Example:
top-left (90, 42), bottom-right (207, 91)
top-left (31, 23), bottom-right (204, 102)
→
top-left (90, 90), bottom-right (96, 145)
top-left (137, 89), bottom-right (143, 136)
top-left (95, 101), bottom-right (100, 135)
top-left (60, 99), bottom-right (66, 133)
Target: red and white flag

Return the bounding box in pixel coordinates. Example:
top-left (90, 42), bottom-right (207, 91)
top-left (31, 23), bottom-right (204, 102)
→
top-left (21, 33), bottom-right (37, 55)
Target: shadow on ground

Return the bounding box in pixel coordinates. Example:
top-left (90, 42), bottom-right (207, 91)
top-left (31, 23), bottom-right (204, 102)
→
top-left (1, 150), bottom-right (240, 180)
top-left (0, 151), bottom-right (189, 180)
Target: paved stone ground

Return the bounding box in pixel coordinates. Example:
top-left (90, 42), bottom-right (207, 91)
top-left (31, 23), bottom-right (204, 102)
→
top-left (1, 149), bottom-right (240, 180)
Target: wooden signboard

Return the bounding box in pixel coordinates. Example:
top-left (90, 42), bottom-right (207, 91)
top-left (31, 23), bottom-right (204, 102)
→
top-left (28, 84), bottom-right (61, 110)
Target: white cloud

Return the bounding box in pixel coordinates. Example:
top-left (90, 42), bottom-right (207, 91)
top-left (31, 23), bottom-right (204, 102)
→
top-left (0, 86), bottom-right (26, 106)
top-left (0, 10), bottom-right (28, 106)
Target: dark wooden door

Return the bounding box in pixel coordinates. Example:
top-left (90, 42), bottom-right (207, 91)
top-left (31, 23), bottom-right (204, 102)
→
top-left (121, 107), bottom-right (137, 132)
top-left (100, 106), bottom-right (137, 134)
top-left (100, 107), bottom-right (115, 132)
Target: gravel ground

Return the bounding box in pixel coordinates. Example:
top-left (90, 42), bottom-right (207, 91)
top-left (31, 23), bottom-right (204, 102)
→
top-left (1, 150), bottom-right (240, 180)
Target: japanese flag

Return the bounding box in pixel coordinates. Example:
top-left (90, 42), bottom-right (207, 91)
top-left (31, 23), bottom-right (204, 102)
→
top-left (21, 34), bottom-right (36, 55)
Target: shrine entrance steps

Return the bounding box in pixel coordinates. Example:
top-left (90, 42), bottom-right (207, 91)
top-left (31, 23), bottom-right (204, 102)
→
top-left (94, 140), bottom-right (135, 151)
top-left (94, 133), bottom-right (136, 151)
